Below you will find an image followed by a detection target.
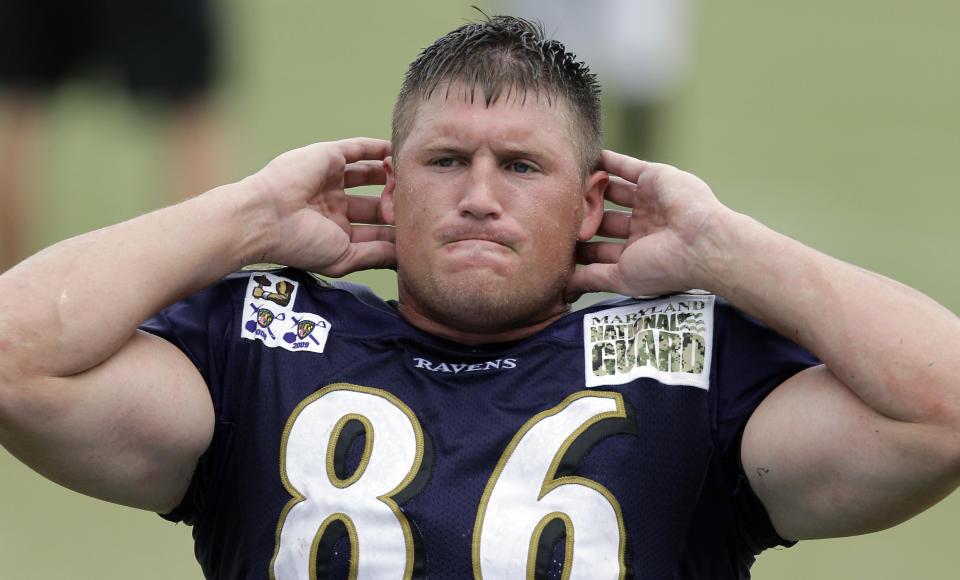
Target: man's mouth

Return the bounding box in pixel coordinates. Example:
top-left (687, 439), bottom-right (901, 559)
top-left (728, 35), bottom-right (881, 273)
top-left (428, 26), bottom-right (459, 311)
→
top-left (439, 228), bottom-right (517, 250)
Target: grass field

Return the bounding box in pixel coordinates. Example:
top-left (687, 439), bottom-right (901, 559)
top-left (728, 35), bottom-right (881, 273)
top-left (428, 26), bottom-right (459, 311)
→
top-left (2, 1), bottom-right (958, 578)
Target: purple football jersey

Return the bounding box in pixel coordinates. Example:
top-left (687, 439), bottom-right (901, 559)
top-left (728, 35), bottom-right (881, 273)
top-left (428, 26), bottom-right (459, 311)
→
top-left (142, 268), bottom-right (817, 579)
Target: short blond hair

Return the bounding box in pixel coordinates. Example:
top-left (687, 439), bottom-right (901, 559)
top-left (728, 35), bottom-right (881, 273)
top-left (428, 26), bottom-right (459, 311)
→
top-left (391, 15), bottom-right (603, 180)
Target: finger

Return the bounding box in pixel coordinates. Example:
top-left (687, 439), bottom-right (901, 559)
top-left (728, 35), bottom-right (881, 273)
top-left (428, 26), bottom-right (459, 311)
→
top-left (600, 150), bottom-right (653, 184)
top-left (576, 240), bottom-right (624, 265)
top-left (334, 137), bottom-right (392, 164)
top-left (322, 241), bottom-right (397, 277)
top-left (602, 181), bottom-right (667, 241)
top-left (349, 224), bottom-right (395, 243)
top-left (346, 194), bottom-right (386, 224)
top-left (564, 263), bottom-right (627, 303)
top-left (602, 151), bottom-right (678, 206)
top-left (604, 175), bottom-right (643, 209)
top-left (344, 160), bottom-right (387, 189)
top-left (592, 210), bottom-right (631, 241)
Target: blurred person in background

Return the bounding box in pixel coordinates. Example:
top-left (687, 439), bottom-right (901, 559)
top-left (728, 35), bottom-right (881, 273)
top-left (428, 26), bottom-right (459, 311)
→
top-left (504, 0), bottom-right (695, 159)
top-left (0, 0), bottom-right (225, 271)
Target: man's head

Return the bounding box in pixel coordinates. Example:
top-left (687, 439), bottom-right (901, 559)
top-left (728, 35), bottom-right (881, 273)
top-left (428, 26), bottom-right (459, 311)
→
top-left (381, 15), bottom-right (608, 344)
top-left (391, 15), bottom-right (602, 180)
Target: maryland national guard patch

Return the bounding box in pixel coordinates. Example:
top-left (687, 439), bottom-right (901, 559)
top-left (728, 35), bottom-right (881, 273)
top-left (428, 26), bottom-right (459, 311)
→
top-left (583, 295), bottom-right (715, 390)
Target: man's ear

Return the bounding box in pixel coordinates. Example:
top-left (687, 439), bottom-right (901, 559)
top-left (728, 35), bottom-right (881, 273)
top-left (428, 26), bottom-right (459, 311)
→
top-left (381, 156), bottom-right (396, 225)
top-left (578, 169), bottom-right (609, 241)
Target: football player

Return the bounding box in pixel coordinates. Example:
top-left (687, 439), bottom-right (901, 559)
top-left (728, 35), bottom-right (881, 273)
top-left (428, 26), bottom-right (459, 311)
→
top-left (2, 15), bottom-right (959, 579)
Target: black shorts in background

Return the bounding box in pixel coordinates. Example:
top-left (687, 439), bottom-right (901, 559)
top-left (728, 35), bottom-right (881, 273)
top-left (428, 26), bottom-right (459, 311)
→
top-left (0, 0), bottom-right (218, 103)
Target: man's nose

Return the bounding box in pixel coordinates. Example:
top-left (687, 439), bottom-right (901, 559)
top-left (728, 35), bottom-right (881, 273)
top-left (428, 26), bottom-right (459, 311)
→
top-left (458, 160), bottom-right (503, 219)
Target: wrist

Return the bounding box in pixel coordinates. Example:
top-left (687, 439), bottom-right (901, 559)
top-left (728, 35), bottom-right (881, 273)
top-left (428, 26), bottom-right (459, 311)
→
top-left (201, 177), bottom-right (278, 270)
top-left (687, 210), bottom-right (769, 296)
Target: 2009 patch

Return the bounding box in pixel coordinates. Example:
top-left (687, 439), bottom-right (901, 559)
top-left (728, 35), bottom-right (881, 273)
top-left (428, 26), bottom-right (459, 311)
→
top-left (240, 272), bottom-right (331, 354)
top-left (583, 294), bottom-right (714, 390)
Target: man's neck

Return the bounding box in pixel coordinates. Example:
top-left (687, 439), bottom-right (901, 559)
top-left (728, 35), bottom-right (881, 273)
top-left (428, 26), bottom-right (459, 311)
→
top-left (395, 300), bottom-right (571, 346)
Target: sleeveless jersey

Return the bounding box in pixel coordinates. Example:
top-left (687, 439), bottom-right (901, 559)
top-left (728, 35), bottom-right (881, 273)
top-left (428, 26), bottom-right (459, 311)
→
top-left (142, 268), bottom-right (818, 579)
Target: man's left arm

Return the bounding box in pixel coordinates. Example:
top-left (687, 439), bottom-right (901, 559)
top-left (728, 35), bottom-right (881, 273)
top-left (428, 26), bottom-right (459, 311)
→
top-left (708, 212), bottom-right (960, 540)
top-left (569, 150), bottom-right (960, 541)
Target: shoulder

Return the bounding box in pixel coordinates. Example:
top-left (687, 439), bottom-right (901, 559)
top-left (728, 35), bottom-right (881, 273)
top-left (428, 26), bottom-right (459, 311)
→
top-left (569, 291), bottom-right (817, 406)
top-left (223, 266), bottom-right (397, 316)
top-left (143, 267), bottom-right (402, 351)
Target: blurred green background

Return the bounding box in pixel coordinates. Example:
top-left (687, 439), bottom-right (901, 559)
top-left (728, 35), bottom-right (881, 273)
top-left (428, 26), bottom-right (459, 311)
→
top-left (2, 0), bottom-right (958, 578)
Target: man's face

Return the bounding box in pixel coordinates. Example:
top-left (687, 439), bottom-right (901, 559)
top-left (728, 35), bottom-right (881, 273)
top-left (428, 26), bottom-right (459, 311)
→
top-left (382, 85), bottom-right (607, 342)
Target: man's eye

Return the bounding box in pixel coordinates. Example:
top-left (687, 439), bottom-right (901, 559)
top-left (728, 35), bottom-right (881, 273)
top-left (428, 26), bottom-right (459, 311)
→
top-left (508, 162), bottom-right (534, 174)
top-left (434, 158), bottom-right (456, 168)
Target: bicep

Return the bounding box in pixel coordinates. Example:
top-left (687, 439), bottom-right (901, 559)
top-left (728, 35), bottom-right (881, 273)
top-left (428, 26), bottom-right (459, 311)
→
top-left (742, 364), bottom-right (957, 540)
top-left (0, 330), bottom-right (214, 513)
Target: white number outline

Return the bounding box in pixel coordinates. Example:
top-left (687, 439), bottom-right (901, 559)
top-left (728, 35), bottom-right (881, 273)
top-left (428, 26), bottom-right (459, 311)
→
top-left (472, 391), bottom-right (630, 579)
top-left (269, 383), bottom-right (427, 580)
top-left (271, 386), bottom-right (632, 579)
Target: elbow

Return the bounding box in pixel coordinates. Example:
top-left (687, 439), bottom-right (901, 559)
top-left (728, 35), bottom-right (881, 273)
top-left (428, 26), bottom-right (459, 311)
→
top-left (901, 365), bottom-right (960, 446)
top-left (0, 345), bottom-right (25, 427)
top-left (940, 410), bottom-right (960, 480)
top-left (918, 386), bottom-right (960, 485)
top-left (0, 347), bottom-right (54, 436)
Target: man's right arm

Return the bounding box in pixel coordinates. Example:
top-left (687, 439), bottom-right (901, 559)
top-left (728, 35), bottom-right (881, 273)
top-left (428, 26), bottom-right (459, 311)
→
top-left (0, 138), bottom-right (394, 513)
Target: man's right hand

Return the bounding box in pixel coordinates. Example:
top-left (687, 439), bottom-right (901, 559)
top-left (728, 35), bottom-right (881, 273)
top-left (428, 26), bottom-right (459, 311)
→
top-left (240, 137), bottom-right (396, 276)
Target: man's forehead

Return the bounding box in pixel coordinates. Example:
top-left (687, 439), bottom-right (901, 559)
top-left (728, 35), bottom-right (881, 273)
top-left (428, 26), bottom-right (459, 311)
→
top-left (406, 84), bottom-right (576, 147)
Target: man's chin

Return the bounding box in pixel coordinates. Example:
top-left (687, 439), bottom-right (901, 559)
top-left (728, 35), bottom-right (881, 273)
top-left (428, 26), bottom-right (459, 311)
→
top-left (418, 275), bottom-right (566, 334)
